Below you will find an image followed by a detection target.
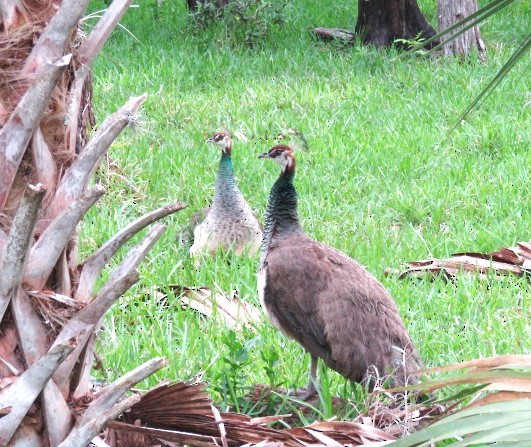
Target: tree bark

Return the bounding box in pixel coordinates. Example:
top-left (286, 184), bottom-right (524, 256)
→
top-left (438, 0), bottom-right (486, 60)
top-left (355, 0), bottom-right (438, 48)
top-left (0, 1), bottom-right (187, 445)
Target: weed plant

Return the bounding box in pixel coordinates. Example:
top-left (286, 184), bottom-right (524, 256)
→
top-left (85, 0), bottom-right (530, 423)
top-left (188, 0), bottom-right (287, 46)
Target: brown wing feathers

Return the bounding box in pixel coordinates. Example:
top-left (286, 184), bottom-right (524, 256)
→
top-left (264, 233), bottom-right (420, 388)
top-left (258, 144), bottom-right (421, 392)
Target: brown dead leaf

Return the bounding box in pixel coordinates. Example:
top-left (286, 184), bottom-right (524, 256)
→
top-left (108, 381), bottom-right (446, 447)
top-left (307, 421), bottom-right (396, 441)
top-left (249, 414), bottom-right (293, 426)
top-left (467, 391), bottom-right (531, 408)
top-left (304, 428), bottom-right (344, 447)
top-left (157, 284), bottom-right (262, 331)
top-left (126, 382), bottom-right (214, 426)
top-left (398, 241), bottom-right (531, 280)
top-left (108, 421), bottom-right (221, 447)
top-left (420, 354), bottom-right (531, 374)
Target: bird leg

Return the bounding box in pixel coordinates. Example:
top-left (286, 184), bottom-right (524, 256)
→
top-left (299, 355), bottom-right (318, 400)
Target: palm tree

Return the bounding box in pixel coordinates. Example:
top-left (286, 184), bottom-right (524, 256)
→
top-left (0, 0), bottom-right (185, 445)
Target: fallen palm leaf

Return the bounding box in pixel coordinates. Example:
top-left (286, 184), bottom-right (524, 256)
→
top-left (246, 382), bottom-right (441, 437)
top-left (106, 380), bottom-right (445, 447)
top-left (151, 284), bottom-right (262, 330)
top-left (397, 241), bottom-right (531, 280)
top-left (105, 352), bottom-right (531, 447)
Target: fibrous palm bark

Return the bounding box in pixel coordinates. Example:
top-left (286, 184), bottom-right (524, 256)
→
top-left (0, 1), bottom-right (185, 445)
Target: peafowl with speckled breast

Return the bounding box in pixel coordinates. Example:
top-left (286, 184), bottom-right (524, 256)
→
top-left (190, 132), bottom-right (263, 261)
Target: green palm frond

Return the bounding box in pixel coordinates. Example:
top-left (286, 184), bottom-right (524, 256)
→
top-left (452, 31), bottom-right (531, 129)
top-left (402, 0), bottom-right (529, 128)
top-left (391, 399), bottom-right (531, 447)
top-left (387, 355), bottom-right (531, 447)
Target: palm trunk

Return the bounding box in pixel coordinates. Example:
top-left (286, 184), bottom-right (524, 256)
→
top-left (0, 1), bottom-right (185, 445)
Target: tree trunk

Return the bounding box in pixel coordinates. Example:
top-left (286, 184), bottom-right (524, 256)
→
top-left (355, 0), bottom-right (438, 48)
top-left (438, 0), bottom-right (486, 60)
top-left (0, 0), bottom-right (186, 445)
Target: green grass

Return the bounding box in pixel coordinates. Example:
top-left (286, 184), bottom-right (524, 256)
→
top-left (84, 0), bottom-right (530, 421)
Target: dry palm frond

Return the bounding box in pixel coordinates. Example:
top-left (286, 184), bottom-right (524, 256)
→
top-left (397, 241), bottom-right (531, 280)
top-left (27, 289), bottom-right (83, 332)
top-left (107, 380), bottom-right (446, 447)
top-left (178, 284), bottom-right (261, 330)
top-left (148, 284), bottom-right (262, 331)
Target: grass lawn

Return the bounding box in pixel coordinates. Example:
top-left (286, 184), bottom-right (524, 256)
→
top-left (84, 0), bottom-right (530, 420)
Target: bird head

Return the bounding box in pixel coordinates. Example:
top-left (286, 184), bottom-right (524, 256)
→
top-left (258, 145), bottom-right (295, 173)
top-left (207, 132), bottom-right (232, 154)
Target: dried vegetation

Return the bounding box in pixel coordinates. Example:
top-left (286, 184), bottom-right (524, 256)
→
top-left (398, 241), bottom-right (531, 279)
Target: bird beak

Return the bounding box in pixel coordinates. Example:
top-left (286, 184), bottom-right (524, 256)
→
top-left (258, 151), bottom-right (270, 159)
top-left (206, 137), bottom-right (215, 144)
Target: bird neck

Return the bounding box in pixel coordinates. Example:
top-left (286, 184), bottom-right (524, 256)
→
top-left (261, 167), bottom-right (302, 262)
top-left (213, 152), bottom-right (241, 205)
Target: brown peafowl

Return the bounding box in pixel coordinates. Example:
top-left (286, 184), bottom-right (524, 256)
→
top-left (257, 144), bottom-right (422, 398)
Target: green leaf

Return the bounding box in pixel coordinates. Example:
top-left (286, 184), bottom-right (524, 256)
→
top-left (389, 399), bottom-right (531, 447)
top-left (400, 0), bottom-right (529, 128)
top-left (447, 421), bottom-right (531, 446)
top-left (452, 31), bottom-right (531, 128)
